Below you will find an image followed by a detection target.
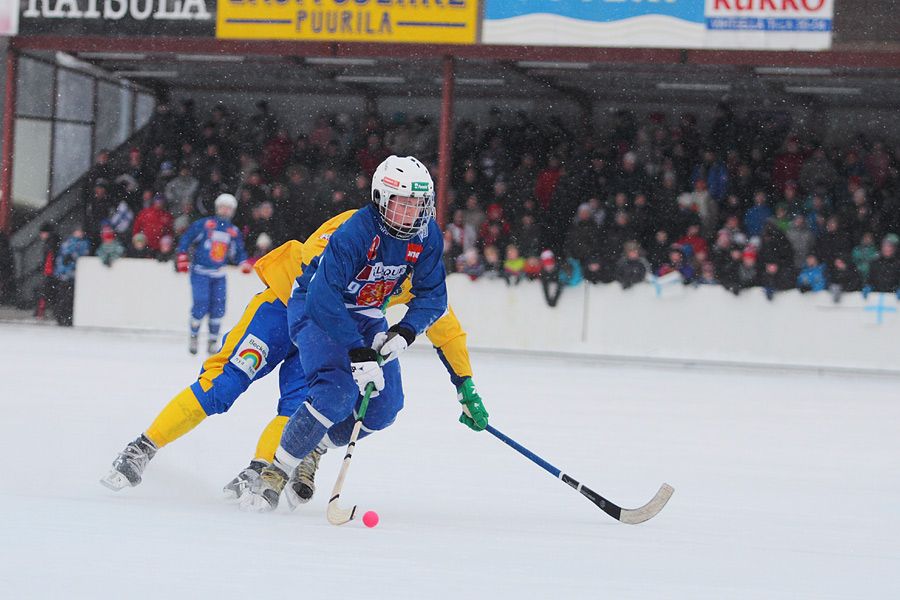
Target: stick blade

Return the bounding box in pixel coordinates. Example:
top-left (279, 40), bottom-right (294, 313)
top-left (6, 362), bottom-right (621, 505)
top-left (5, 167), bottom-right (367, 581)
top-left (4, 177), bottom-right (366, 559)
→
top-left (326, 497), bottom-right (357, 526)
top-left (618, 483), bottom-right (674, 524)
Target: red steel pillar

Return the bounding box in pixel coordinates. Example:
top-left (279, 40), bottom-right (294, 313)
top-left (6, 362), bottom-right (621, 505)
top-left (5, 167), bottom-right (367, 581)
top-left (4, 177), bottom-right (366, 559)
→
top-left (436, 55), bottom-right (455, 230)
top-left (0, 45), bottom-right (18, 235)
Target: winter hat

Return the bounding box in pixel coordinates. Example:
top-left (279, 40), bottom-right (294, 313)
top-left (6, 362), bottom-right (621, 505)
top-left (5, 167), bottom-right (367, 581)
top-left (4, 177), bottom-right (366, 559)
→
top-left (742, 246), bottom-right (758, 261)
top-left (541, 249), bottom-right (556, 270)
top-left (101, 221), bottom-right (116, 243)
top-left (256, 233), bottom-right (273, 251)
top-left (132, 233), bottom-right (148, 246)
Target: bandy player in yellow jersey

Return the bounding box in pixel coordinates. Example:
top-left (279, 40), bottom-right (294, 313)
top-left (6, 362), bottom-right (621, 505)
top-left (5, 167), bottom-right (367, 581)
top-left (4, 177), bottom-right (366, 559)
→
top-left (101, 209), bottom-right (488, 508)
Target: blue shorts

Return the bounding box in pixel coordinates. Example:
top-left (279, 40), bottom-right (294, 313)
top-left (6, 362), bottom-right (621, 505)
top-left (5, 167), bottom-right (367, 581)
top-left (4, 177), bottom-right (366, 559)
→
top-left (292, 300), bottom-right (403, 432)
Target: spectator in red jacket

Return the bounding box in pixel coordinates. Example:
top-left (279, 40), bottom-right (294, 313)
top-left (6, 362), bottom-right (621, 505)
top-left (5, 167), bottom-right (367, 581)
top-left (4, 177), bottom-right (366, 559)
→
top-left (132, 193), bottom-right (175, 251)
top-left (477, 203), bottom-right (512, 251)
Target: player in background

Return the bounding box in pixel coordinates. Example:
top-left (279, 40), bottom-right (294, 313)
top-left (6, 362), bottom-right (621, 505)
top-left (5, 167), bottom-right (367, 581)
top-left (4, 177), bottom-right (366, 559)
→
top-left (241, 155), bottom-right (454, 512)
top-left (177, 192), bottom-right (251, 355)
top-left (101, 208), bottom-right (489, 500)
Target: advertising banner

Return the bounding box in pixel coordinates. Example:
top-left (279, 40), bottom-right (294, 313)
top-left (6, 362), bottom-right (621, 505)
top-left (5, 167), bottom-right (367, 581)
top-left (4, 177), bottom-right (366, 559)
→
top-left (217, 0), bottom-right (479, 45)
top-left (482, 0), bottom-right (833, 50)
top-left (18, 0), bottom-right (216, 37)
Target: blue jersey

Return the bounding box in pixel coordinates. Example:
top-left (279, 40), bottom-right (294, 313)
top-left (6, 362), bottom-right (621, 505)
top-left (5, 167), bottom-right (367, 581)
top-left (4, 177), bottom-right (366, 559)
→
top-left (177, 217), bottom-right (247, 277)
top-left (292, 205), bottom-right (447, 350)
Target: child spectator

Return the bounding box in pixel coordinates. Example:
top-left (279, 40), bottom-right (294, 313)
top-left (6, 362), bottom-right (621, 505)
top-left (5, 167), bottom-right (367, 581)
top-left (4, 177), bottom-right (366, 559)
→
top-left (615, 240), bottom-right (651, 289)
top-left (482, 245), bottom-right (504, 279)
top-left (851, 231), bottom-right (879, 284)
top-left (540, 249), bottom-right (563, 307)
top-left (96, 222), bottom-right (125, 267)
top-left (827, 254), bottom-right (863, 303)
top-left (155, 235), bottom-right (176, 263)
top-left (127, 233), bottom-right (154, 259)
top-left (694, 260), bottom-right (717, 286)
top-left (457, 247), bottom-right (484, 281)
top-left (797, 254), bottom-right (827, 293)
top-left (503, 244), bottom-right (526, 285)
top-left (730, 245), bottom-right (760, 296)
top-left (867, 233), bottom-right (900, 293)
top-left (657, 244), bottom-right (695, 283)
top-left (249, 232), bottom-right (274, 264)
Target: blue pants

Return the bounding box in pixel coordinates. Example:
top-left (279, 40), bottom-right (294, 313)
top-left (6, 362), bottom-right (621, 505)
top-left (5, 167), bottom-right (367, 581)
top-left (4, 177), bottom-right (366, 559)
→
top-left (190, 289), bottom-right (307, 418)
top-left (279, 299), bottom-right (403, 461)
top-left (190, 271), bottom-right (227, 335)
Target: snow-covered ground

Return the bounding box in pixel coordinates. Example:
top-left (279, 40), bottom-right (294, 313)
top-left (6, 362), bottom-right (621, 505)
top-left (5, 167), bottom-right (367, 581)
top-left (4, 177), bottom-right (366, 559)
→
top-left (1, 324), bottom-right (898, 599)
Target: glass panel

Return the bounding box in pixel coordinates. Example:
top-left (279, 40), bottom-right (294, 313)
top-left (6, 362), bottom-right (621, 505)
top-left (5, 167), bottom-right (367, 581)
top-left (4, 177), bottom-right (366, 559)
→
top-left (135, 93), bottom-right (156, 131)
top-left (52, 122), bottom-right (92, 196)
top-left (12, 118), bottom-right (52, 209)
top-left (96, 82), bottom-right (132, 152)
top-left (17, 58), bottom-right (54, 119)
top-left (56, 69), bottom-right (94, 122)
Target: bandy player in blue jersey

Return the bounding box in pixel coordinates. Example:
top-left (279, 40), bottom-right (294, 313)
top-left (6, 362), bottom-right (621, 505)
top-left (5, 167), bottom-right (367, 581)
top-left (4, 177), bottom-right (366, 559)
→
top-left (176, 193), bottom-right (250, 355)
top-left (241, 155), bottom-right (448, 512)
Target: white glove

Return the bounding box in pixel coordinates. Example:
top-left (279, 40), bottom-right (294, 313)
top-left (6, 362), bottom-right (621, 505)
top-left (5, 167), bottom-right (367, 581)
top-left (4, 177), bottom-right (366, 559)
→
top-left (348, 347), bottom-right (384, 398)
top-left (371, 325), bottom-right (416, 364)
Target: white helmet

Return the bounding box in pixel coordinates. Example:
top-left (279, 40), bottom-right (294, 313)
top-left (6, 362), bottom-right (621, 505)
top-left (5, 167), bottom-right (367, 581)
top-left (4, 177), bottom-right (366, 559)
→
top-left (214, 193), bottom-right (237, 216)
top-left (371, 155), bottom-right (435, 240)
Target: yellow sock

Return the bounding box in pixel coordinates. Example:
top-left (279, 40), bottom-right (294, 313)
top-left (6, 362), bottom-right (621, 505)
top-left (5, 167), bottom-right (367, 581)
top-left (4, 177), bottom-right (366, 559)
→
top-left (145, 388), bottom-right (208, 448)
top-left (253, 416), bottom-right (289, 464)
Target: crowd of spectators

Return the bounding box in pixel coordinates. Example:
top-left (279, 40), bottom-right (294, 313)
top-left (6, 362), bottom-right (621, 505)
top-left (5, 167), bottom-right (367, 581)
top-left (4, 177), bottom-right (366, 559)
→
top-left (33, 97), bottom-right (900, 321)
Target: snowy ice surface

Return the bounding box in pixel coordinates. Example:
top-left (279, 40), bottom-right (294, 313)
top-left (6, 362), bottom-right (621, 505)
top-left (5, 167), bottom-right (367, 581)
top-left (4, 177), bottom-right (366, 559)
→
top-left (1, 323), bottom-right (899, 599)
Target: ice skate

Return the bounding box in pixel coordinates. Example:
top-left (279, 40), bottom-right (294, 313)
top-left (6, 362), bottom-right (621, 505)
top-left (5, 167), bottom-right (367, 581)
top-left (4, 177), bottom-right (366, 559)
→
top-left (285, 446), bottom-right (326, 511)
top-left (189, 335), bottom-right (199, 355)
top-left (222, 460), bottom-right (267, 503)
top-left (207, 338), bottom-right (219, 354)
top-left (100, 434), bottom-right (158, 491)
top-left (239, 465), bottom-right (288, 512)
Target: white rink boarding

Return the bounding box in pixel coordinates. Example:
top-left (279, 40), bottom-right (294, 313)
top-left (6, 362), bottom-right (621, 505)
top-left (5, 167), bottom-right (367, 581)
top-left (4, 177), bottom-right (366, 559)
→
top-left (73, 256), bottom-right (900, 373)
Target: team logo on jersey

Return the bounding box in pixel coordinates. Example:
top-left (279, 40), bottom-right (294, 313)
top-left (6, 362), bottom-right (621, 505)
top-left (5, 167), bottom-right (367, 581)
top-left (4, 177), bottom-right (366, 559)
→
top-left (204, 220), bottom-right (216, 230)
top-left (406, 243), bottom-right (423, 263)
top-left (367, 236), bottom-right (381, 261)
top-left (356, 280), bottom-right (398, 307)
top-left (230, 334), bottom-right (269, 379)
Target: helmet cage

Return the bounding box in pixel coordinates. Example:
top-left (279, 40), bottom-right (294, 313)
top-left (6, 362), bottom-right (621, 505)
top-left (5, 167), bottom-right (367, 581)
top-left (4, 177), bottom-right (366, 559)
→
top-left (371, 156), bottom-right (435, 241)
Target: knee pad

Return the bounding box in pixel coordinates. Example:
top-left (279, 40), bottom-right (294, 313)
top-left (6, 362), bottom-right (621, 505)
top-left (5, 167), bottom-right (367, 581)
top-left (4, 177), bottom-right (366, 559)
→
top-left (323, 413), bottom-right (373, 448)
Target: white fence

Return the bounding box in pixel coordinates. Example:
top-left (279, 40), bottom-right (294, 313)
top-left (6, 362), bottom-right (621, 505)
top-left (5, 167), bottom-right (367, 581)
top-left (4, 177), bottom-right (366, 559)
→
top-left (73, 257), bottom-right (900, 373)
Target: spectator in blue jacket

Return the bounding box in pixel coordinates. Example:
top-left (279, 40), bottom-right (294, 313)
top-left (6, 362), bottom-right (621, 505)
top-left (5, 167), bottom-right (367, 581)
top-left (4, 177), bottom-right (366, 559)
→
top-left (797, 254), bottom-right (827, 293)
top-left (54, 226), bottom-right (91, 326)
top-left (744, 191), bottom-right (774, 239)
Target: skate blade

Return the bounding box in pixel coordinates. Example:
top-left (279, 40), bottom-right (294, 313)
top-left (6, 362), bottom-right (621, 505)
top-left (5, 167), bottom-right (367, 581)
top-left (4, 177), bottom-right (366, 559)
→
top-left (99, 469), bottom-right (131, 491)
top-left (283, 484), bottom-right (311, 512)
top-left (222, 486), bottom-right (245, 504)
top-left (238, 496), bottom-right (276, 513)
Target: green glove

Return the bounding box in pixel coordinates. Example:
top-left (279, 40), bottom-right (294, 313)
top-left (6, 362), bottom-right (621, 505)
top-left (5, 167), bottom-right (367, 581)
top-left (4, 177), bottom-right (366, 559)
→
top-left (457, 378), bottom-right (489, 431)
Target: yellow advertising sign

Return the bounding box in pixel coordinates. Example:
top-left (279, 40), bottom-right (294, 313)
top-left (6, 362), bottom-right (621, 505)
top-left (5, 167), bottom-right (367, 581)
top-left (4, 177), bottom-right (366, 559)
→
top-left (217, 0), bottom-right (479, 44)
